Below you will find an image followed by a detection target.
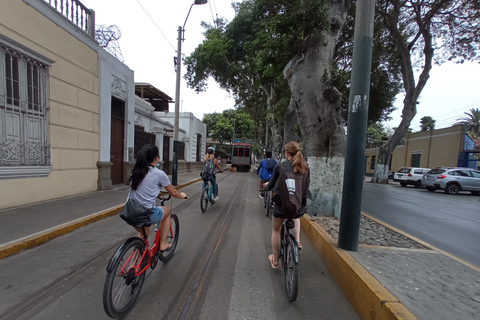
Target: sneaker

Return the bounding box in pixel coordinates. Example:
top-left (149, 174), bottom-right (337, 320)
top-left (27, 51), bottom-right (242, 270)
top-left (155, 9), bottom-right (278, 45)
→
top-left (259, 194), bottom-right (264, 198)
top-left (214, 196), bottom-right (219, 201)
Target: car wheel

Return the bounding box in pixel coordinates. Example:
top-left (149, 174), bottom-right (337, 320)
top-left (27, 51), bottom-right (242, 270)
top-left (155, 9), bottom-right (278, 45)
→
top-left (471, 191), bottom-right (480, 196)
top-left (445, 183), bottom-right (460, 195)
top-left (414, 180), bottom-right (422, 188)
top-left (400, 182), bottom-right (407, 187)
top-left (426, 187), bottom-right (436, 192)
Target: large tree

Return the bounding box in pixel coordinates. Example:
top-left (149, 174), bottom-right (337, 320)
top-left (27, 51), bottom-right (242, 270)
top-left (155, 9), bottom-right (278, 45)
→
top-left (371, 0), bottom-right (480, 183)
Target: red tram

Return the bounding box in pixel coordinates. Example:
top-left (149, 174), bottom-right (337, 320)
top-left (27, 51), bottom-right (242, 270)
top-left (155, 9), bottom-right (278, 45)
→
top-left (231, 143), bottom-right (252, 171)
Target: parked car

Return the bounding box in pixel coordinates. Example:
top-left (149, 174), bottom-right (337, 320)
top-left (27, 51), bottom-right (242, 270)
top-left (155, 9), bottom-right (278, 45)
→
top-left (394, 167), bottom-right (431, 188)
top-left (422, 167), bottom-right (480, 195)
top-left (388, 172), bottom-right (395, 180)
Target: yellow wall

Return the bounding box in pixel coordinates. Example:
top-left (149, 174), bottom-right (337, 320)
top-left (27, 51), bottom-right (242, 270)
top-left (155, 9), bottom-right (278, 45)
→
top-left (0, 1), bottom-right (99, 209)
top-left (365, 125), bottom-right (465, 175)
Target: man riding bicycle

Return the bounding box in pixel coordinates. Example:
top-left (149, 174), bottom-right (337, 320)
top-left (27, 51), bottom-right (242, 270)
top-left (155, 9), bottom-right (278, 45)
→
top-left (201, 147), bottom-right (223, 201)
top-left (257, 151), bottom-right (277, 198)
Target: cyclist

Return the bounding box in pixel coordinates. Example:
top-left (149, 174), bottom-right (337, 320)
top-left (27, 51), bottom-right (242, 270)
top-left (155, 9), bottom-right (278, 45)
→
top-left (256, 151), bottom-right (277, 198)
top-left (264, 141), bottom-right (309, 268)
top-left (127, 144), bottom-right (186, 251)
top-left (202, 147), bottom-right (223, 201)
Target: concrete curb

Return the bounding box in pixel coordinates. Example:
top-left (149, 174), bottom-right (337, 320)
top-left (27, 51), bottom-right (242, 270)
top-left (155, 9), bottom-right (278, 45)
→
top-left (0, 178), bottom-right (202, 260)
top-left (301, 215), bottom-right (418, 320)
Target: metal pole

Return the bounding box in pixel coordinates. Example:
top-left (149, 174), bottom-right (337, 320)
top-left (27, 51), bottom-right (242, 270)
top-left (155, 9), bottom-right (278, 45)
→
top-left (172, 26), bottom-right (182, 186)
top-left (338, 0), bottom-right (376, 251)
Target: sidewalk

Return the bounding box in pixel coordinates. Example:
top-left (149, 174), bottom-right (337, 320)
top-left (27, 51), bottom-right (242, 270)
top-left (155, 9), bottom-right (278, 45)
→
top-left (1, 169), bottom-right (479, 320)
top-left (0, 170), bottom-right (203, 260)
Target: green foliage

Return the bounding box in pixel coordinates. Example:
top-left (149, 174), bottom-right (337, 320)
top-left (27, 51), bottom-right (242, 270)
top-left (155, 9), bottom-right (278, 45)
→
top-left (420, 116), bottom-right (436, 131)
top-left (184, 0), bottom-right (330, 130)
top-left (366, 122), bottom-right (392, 148)
top-left (203, 109), bottom-right (254, 144)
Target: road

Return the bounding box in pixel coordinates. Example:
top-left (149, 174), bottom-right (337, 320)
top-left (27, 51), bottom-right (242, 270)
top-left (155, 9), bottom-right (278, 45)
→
top-left (362, 182), bottom-right (480, 268)
top-left (0, 171), bottom-right (359, 320)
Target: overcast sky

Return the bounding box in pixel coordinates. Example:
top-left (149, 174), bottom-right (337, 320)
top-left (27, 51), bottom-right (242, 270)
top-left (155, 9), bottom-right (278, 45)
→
top-left (81, 0), bottom-right (480, 132)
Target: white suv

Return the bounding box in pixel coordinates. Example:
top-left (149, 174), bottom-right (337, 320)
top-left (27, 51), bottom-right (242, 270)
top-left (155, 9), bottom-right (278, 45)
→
top-left (393, 167), bottom-right (431, 188)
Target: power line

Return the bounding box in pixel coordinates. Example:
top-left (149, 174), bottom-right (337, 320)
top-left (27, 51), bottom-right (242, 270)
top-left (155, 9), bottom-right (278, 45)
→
top-left (135, 0), bottom-right (176, 52)
top-left (208, 0), bottom-right (216, 26)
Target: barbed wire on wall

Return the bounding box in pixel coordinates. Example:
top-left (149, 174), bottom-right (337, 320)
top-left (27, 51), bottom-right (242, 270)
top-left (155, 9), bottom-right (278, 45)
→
top-left (95, 24), bottom-right (124, 62)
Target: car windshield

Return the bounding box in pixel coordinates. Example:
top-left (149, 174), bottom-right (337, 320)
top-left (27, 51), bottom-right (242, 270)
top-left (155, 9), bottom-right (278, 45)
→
top-left (397, 168), bottom-right (411, 173)
top-left (428, 168), bottom-right (446, 174)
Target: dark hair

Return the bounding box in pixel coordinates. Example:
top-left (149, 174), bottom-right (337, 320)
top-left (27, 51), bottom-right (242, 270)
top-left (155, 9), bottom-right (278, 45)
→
top-left (128, 144), bottom-right (159, 190)
top-left (265, 151), bottom-right (272, 158)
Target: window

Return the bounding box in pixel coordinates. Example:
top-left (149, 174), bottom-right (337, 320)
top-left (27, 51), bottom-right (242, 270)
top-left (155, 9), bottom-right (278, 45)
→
top-left (0, 42), bottom-right (50, 177)
top-left (370, 155), bottom-right (376, 169)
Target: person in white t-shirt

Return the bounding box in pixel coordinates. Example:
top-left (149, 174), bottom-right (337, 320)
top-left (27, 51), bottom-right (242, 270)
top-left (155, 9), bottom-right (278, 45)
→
top-left (127, 144), bottom-right (186, 251)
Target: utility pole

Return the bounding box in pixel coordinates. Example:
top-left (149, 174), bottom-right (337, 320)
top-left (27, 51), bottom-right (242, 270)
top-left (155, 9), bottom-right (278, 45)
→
top-left (338, 0), bottom-right (376, 251)
top-left (172, 0), bottom-right (208, 186)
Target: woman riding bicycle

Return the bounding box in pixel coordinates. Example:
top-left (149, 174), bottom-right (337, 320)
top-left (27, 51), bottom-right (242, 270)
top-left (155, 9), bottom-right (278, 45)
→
top-left (127, 144), bottom-right (186, 251)
top-left (201, 147), bottom-right (223, 201)
top-left (264, 141), bottom-right (309, 268)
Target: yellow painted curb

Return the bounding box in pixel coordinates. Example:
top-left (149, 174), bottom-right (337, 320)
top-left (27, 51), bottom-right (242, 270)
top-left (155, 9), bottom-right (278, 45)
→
top-left (0, 179), bottom-right (202, 260)
top-left (301, 216), bottom-right (417, 320)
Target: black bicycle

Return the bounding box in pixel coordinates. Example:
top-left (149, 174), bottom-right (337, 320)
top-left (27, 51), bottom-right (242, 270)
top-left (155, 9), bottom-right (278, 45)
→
top-left (279, 218), bottom-right (300, 301)
top-left (260, 187), bottom-right (273, 217)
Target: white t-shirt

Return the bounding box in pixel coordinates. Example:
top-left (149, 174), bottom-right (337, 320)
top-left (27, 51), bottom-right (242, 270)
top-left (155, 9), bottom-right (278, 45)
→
top-left (129, 167), bottom-right (171, 209)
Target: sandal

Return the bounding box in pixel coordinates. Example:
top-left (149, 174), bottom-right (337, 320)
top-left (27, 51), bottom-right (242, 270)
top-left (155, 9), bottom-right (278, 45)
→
top-left (159, 244), bottom-right (173, 253)
top-left (297, 241), bottom-right (302, 250)
top-left (268, 254), bottom-right (278, 269)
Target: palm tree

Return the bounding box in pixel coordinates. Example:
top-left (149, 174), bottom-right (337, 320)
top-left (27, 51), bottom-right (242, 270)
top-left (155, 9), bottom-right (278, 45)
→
top-left (456, 108), bottom-right (480, 137)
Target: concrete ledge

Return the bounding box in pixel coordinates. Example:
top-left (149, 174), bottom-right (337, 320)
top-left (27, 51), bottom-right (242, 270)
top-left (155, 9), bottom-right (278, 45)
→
top-left (0, 178), bottom-right (202, 260)
top-left (301, 216), bottom-right (417, 320)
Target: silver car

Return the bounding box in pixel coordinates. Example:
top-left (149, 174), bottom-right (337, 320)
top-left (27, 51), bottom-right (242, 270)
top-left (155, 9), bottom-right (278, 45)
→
top-left (422, 167), bottom-right (480, 195)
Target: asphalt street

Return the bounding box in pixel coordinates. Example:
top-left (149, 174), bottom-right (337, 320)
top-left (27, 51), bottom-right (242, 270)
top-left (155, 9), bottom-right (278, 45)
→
top-left (361, 181), bottom-right (480, 268)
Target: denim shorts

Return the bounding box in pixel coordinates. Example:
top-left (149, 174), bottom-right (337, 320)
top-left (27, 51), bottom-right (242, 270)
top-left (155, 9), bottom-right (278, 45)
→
top-left (149, 206), bottom-right (164, 224)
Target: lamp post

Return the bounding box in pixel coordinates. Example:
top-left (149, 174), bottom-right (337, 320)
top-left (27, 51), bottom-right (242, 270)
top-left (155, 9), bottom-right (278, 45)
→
top-left (172, 0), bottom-right (208, 186)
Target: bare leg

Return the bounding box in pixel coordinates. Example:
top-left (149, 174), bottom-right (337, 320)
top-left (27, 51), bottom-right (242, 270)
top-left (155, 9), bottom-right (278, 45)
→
top-left (158, 206), bottom-right (171, 251)
top-left (270, 217), bottom-right (283, 266)
top-left (134, 226), bottom-right (150, 239)
top-left (293, 219), bottom-right (302, 248)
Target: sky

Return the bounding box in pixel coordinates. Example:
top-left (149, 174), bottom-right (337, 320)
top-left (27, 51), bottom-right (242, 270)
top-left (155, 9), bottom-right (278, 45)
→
top-left (81, 0), bottom-right (480, 132)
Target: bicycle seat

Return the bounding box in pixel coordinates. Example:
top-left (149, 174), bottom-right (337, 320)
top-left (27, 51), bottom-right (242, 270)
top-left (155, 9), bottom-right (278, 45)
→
top-left (285, 219), bottom-right (295, 229)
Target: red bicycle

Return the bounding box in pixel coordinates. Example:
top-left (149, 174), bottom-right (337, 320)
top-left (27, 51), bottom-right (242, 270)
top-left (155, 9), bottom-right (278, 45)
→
top-left (103, 193), bottom-right (181, 318)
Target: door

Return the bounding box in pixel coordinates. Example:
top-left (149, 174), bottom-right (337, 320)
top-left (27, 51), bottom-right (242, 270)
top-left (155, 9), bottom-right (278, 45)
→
top-left (411, 154), bottom-right (421, 167)
top-left (110, 97), bottom-right (125, 185)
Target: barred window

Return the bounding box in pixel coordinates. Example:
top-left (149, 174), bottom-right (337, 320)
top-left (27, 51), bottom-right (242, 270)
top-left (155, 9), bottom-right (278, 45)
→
top-left (0, 42), bottom-right (51, 178)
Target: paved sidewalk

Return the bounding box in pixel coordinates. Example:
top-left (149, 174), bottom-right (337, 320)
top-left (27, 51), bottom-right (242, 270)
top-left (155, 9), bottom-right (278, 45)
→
top-left (0, 169), bottom-right (204, 259)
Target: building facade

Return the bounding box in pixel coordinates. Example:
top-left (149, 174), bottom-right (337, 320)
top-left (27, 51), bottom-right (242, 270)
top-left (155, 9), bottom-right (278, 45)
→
top-left (365, 125), bottom-right (478, 176)
top-left (0, 0), bottom-right (99, 209)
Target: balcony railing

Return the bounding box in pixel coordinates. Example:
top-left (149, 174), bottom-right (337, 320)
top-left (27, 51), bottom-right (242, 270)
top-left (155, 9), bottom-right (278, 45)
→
top-left (43, 0), bottom-right (95, 37)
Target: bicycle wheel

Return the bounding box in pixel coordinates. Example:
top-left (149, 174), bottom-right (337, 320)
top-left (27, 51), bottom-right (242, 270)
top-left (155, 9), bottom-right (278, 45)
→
top-left (284, 234), bottom-right (299, 302)
top-left (103, 239), bottom-right (147, 318)
top-left (159, 214), bottom-right (180, 262)
top-left (265, 191), bottom-right (271, 217)
top-left (200, 186), bottom-right (209, 212)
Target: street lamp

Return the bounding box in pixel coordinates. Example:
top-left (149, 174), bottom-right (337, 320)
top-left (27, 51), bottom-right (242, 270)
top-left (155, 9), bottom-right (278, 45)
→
top-left (172, 0), bottom-right (208, 185)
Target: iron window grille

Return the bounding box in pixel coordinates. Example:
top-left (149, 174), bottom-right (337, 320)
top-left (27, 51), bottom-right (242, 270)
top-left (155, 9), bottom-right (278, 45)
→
top-left (0, 43), bottom-right (50, 169)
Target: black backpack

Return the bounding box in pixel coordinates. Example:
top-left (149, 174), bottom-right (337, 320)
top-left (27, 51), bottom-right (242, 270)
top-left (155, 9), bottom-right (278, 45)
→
top-left (201, 159), bottom-right (215, 180)
top-left (277, 163), bottom-right (309, 218)
top-left (265, 158), bottom-right (276, 171)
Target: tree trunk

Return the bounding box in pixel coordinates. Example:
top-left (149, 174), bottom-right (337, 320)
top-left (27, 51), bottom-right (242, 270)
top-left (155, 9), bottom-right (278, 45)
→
top-left (372, 0), bottom-right (434, 183)
top-left (269, 119), bottom-right (284, 159)
top-left (283, 0), bottom-right (350, 218)
top-left (283, 97), bottom-right (300, 144)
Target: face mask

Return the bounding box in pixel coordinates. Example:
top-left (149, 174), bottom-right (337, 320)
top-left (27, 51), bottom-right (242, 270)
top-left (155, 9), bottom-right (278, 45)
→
top-left (155, 162), bottom-right (160, 168)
